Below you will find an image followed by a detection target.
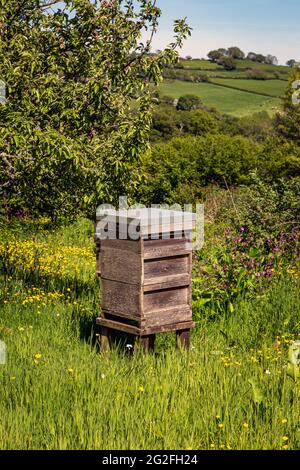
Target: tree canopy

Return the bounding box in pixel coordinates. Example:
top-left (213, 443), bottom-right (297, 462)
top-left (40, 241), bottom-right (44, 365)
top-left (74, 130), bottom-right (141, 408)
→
top-left (0, 0), bottom-right (191, 219)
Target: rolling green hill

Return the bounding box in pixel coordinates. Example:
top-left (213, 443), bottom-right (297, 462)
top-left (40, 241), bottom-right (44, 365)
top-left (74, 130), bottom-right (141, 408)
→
top-left (210, 78), bottom-right (287, 98)
top-left (159, 80), bottom-right (282, 117)
top-left (179, 58), bottom-right (290, 76)
top-left (160, 58), bottom-right (290, 116)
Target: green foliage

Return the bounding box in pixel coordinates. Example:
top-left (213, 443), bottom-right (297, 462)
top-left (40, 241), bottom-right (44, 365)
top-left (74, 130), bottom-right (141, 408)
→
top-left (218, 56), bottom-right (237, 71)
top-left (246, 69), bottom-right (268, 80)
top-left (140, 134), bottom-right (261, 205)
top-left (224, 175), bottom-right (300, 243)
top-left (176, 94), bottom-right (202, 111)
top-left (275, 69), bottom-right (300, 144)
top-left (227, 47), bottom-right (245, 60)
top-left (207, 49), bottom-right (224, 63)
top-left (286, 59), bottom-right (297, 68)
top-left (0, 0), bottom-right (191, 219)
top-left (150, 104), bottom-right (220, 141)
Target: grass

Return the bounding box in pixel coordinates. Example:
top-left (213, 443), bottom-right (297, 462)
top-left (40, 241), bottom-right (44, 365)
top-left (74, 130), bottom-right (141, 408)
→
top-left (160, 80), bottom-right (282, 116)
top-left (211, 79), bottom-right (287, 98)
top-left (0, 218), bottom-right (300, 450)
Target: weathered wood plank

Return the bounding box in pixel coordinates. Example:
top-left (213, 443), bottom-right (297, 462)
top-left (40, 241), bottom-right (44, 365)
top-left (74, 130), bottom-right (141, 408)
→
top-left (141, 321), bottom-right (195, 336)
top-left (176, 329), bottom-right (191, 350)
top-left (101, 279), bottom-right (142, 318)
top-left (101, 238), bottom-right (141, 253)
top-left (143, 274), bottom-right (190, 292)
top-left (97, 317), bottom-right (141, 335)
top-left (144, 255), bottom-right (188, 278)
top-left (139, 334), bottom-right (155, 353)
top-left (101, 247), bottom-right (142, 285)
top-left (99, 326), bottom-right (111, 353)
top-left (143, 238), bottom-right (192, 260)
top-left (142, 306), bottom-right (192, 328)
top-left (144, 286), bottom-right (189, 313)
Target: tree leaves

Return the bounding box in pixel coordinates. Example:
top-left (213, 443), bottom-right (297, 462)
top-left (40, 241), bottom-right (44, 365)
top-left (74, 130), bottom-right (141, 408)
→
top-left (0, 1), bottom-right (191, 218)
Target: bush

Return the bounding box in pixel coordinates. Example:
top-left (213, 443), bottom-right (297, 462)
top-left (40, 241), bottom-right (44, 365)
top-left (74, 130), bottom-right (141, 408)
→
top-left (178, 109), bottom-right (219, 136)
top-left (218, 56), bottom-right (237, 71)
top-left (176, 95), bottom-right (203, 111)
top-left (246, 69), bottom-right (267, 80)
top-left (140, 134), bottom-right (261, 205)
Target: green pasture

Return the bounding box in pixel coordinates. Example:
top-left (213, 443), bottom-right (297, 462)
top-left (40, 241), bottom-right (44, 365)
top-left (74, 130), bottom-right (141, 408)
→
top-left (211, 79), bottom-right (287, 97)
top-left (0, 219), bottom-right (300, 450)
top-left (160, 80), bottom-right (282, 116)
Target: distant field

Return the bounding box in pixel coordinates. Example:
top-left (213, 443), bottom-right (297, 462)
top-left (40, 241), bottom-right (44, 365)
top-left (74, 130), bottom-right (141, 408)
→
top-left (178, 59), bottom-right (221, 70)
top-left (211, 79), bottom-right (287, 97)
top-left (179, 59), bottom-right (290, 76)
top-left (160, 80), bottom-right (282, 117)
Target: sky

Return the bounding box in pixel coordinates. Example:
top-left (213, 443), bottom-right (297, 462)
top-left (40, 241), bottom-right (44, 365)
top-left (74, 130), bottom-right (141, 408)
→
top-left (147, 0), bottom-right (300, 64)
top-left (54, 1), bottom-right (299, 65)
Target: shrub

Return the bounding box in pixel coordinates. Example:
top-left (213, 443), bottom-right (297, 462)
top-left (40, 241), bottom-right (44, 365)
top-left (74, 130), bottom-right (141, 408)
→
top-left (176, 95), bottom-right (203, 111)
top-left (246, 69), bottom-right (267, 80)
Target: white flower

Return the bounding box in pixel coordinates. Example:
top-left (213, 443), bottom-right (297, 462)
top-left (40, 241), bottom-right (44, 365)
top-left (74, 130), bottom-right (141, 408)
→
top-left (101, 373), bottom-right (105, 379)
top-left (264, 369), bottom-right (271, 375)
top-left (126, 344), bottom-right (133, 350)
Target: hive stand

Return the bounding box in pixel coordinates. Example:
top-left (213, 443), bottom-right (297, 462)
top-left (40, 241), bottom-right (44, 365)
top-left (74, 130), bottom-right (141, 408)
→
top-left (95, 208), bottom-right (196, 352)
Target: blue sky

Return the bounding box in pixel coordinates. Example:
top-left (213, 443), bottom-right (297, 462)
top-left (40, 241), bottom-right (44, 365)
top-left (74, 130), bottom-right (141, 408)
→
top-left (148, 0), bottom-right (300, 64)
top-left (54, 1), bottom-right (299, 64)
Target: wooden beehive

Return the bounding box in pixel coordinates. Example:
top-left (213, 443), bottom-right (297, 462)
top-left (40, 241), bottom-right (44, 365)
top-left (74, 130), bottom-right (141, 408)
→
top-left (95, 208), bottom-right (196, 350)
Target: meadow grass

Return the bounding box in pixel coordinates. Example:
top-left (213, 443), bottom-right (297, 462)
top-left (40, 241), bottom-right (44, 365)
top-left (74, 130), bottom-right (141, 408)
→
top-left (210, 79), bottom-right (287, 98)
top-left (0, 219), bottom-right (300, 450)
top-left (160, 80), bottom-right (282, 116)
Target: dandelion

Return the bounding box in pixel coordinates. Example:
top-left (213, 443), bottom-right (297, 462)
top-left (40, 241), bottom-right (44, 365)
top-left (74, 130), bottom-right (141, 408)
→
top-left (34, 353), bottom-right (42, 359)
top-left (281, 419), bottom-right (288, 424)
top-left (10, 376), bottom-right (16, 381)
top-left (220, 444), bottom-right (225, 449)
top-left (282, 445), bottom-right (289, 450)
top-left (210, 443), bottom-right (215, 449)
top-left (215, 415), bottom-right (221, 420)
top-left (243, 422), bottom-right (249, 429)
top-left (218, 423), bottom-right (224, 429)
top-left (138, 386), bottom-right (145, 393)
top-left (282, 436), bottom-right (289, 441)
top-left (18, 327), bottom-right (25, 332)
top-left (67, 368), bottom-right (74, 374)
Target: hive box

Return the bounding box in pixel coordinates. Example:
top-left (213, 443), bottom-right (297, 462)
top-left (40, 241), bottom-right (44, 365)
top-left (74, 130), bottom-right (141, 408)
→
top-left (95, 208), bottom-right (196, 349)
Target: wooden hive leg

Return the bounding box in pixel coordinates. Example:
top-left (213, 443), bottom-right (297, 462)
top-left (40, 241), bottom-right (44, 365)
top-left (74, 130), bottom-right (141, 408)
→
top-left (140, 334), bottom-right (156, 353)
top-left (176, 329), bottom-right (191, 350)
top-left (99, 326), bottom-right (111, 353)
